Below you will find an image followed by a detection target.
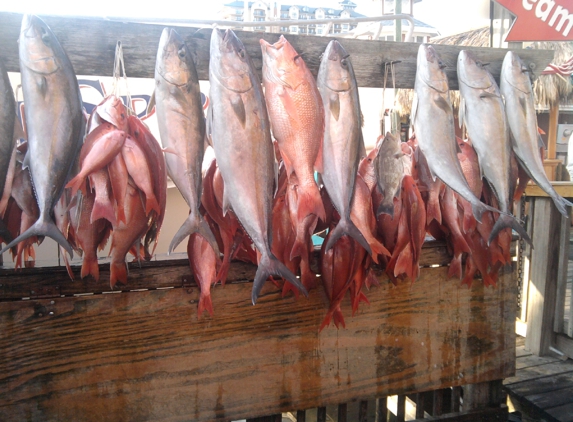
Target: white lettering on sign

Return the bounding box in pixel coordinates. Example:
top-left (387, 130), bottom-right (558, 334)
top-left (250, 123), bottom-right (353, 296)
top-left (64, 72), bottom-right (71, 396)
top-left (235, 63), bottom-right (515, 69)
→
top-left (522, 0), bottom-right (537, 11)
top-left (536, 0), bottom-right (555, 21)
top-left (549, 5), bottom-right (573, 35)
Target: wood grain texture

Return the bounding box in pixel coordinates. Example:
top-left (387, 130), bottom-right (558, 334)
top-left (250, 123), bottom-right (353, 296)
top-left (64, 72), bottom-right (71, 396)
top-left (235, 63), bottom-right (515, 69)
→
top-left (0, 241), bottom-right (457, 300)
top-left (0, 12), bottom-right (553, 89)
top-left (0, 266), bottom-right (515, 422)
top-left (525, 198), bottom-right (562, 356)
top-left (524, 182), bottom-right (573, 198)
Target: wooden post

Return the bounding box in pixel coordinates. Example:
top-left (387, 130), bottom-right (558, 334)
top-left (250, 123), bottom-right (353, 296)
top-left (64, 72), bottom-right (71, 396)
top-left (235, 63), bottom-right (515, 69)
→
top-left (547, 104), bottom-right (559, 160)
top-left (554, 212), bottom-right (570, 334)
top-left (525, 197), bottom-right (562, 355)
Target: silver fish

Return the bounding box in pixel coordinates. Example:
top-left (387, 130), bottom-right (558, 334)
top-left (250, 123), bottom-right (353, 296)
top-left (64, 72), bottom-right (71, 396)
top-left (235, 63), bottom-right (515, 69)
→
top-left (1, 15), bottom-right (84, 257)
top-left (457, 50), bottom-right (531, 245)
top-left (411, 44), bottom-right (497, 223)
top-left (500, 50), bottom-right (572, 216)
top-left (208, 29), bottom-right (307, 304)
top-left (374, 132), bottom-right (404, 218)
top-left (154, 28), bottom-right (219, 256)
top-left (317, 40), bottom-right (371, 255)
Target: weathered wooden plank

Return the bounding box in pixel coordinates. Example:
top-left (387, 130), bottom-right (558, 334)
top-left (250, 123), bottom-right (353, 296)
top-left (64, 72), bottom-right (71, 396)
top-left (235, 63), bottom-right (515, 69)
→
top-left (526, 386), bottom-right (573, 411)
top-left (515, 354), bottom-right (561, 370)
top-left (516, 346), bottom-right (532, 358)
top-left (504, 362), bottom-right (573, 385)
top-left (0, 241), bottom-right (458, 301)
top-left (0, 266), bottom-right (515, 422)
top-left (504, 370), bottom-right (573, 396)
top-left (524, 182), bottom-right (573, 198)
top-left (546, 402), bottom-right (573, 422)
top-left (0, 12), bottom-right (553, 89)
top-left (525, 197), bottom-right (562, 356)
top-left (411, 405), bottom-right (508, 421)
top-left (554, 212), bottom-right (571, 334)
top-left (556, 333), bottom-right (573, 360)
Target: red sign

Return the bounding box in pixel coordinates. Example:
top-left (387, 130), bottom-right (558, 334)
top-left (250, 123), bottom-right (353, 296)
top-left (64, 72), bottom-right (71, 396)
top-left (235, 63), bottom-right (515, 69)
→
top-left (495, 0), bottom-right (573, 41)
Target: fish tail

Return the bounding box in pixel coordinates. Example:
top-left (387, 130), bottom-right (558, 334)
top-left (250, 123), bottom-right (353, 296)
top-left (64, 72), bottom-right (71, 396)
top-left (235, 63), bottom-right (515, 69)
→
top-left (376, 198), bottom-right (395, 218)
top-left (91, 199), bottom-right (117, 226)
top-left (325, 218), bottom-right (372, 256)
top-left (62, 246), bottom-right (75, 281)
top-left (65, 175), bottom-right (86, 197)
top-left (198, 292), bottom-right (214, 318)
top-left (395, 243), bottom-right (416, 280)
top-left (426, 199), bottom-right (442, 226)
top-left (319, 306), bottom-right (346, 332)
top-left (488, 213), bottom-right (532, 247)
top-left (290, 236), bottom-right (308, 261)
top-left (169, 213), bottom-right (220, 256)
top-left (364, 268), bottom-right (380, 289)
top-left (351, 290), bottom-right (370, 316)
top-left (296, 183), bottom-right (326, 224)
top-left (471, 201), bottom-right (499, 224)
top-left (252, 253), bottom-right (308, 305)
top-left (448, 254), bottom-right (463, 280)
top-left (0, 217), bottom-right (73, 258)
top-left (369, 237), bottom-right (391, 263)
top-left (116, 206), bottom-right (127, 225)
top-left (110, 260), bottom-right (128, 289)
top-left (462, 211), bottom-right (477, 234)
top-left (281, 281), bottom-right (301, 299)
top-left (551, 195), bottom-right (573, 218)
top-left (81, 256), bottom-right (100, 281)
top-left (145, 194), bottom-right (161, 217)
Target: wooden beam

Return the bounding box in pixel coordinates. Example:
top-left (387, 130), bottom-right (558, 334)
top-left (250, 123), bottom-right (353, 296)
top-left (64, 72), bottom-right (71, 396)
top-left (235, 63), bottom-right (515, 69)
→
top-left (525, 197), bottom-right (562, 356)
top-left (0, 266), bottom-right (515, 422)
top-left (0, 12), bottom-right (554, 89)
top-left (524, 181), bottom-right (573, 198)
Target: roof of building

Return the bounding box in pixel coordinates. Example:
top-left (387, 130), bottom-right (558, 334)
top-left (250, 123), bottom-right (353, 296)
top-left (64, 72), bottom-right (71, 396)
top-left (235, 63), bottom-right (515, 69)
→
top-left (279, 4), bottom-right (364, 18)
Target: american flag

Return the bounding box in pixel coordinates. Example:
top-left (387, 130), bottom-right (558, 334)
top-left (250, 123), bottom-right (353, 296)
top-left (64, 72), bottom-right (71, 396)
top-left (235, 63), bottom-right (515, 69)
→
top-left (542, 56), bottom-right (573, 78)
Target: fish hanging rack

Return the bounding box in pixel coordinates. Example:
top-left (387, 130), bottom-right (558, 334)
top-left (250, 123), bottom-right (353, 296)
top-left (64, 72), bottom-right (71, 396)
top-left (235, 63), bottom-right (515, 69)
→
top-left (0, 11), bottom-right (554, 90)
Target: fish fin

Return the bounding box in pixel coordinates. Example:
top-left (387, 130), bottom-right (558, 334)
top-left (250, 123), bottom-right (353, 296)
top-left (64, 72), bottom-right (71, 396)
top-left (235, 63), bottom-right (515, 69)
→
top-left (252, 253), bottom-right (308, 304)
top-left (230, 95), bottom-right (246, 128)
top-left (91, 199), bottom-right (117, 226)
top-left (206, 105), bottom-right (214, 147)
top-left (358, 132), bottom-right (367, 159)
top-left (426, 198), bottom-right (442, 226)
top-left (146, 90), bottom-right (156, 115)
top-left (278, 87), bottom-right (298, 123)
top-left (62, 247), bottom-right (75, 281)
top-left (110, 260), bottom-right (128, 289)
top-left (38, 76), bottom-right (48, 98)
top-left (377, 197), bottom-right (395, 218)
top-left (458, 97), bottom-right (466, 128)
top-left (434, 95), bottom-right (452, 115)
top-left (364, 268), bottom-right (380, 289)
top-left (282, 281), bottom-right (301, 299)
top-left (329, 93), bottom-right (340, 121)
top-left (394, 243), bottom-right (413, 279)
top-left (222, 186), bottom-right (232, 217)
top-left (198, 292), bottom-right (214, 318)
top-left (0, 217), bottom-right (73, 258)
top-left (169, 213), bottom-right (220, 256)
top-left (518, 96), bottom-right (528, 116)
top-left (325, 217), bottom-right (372, 256)
top-left (488, 213), bottom-right (532, 247)
top-left (65, 174), bottom-right (87, 197)
top-left (471, 201), bottom-right (499, 224)
top-left (81, 256), bottom-right (100, 281)
top-left (162, 147), bottom-right (179, 156)
top-left (479, 92), bottom-right (499, 99)
top-left (537, 132), bottom-right (546, 149)
top-left (410, 92), bottom-right (418, 128)
top-left (144, 194), bottom-right (161, 217)
top-left (22, 151), bottom-right (30, 170)
top-left (351, 290), bottom-right (370, 316)
top-left (319, 306), bottom-right (346, 332)
top-left (296, 183), bottom-right (326, 224)
top-left (448, 254), bottom-right (463, 280)
top-left (369, 238), bottom-right (391, 262)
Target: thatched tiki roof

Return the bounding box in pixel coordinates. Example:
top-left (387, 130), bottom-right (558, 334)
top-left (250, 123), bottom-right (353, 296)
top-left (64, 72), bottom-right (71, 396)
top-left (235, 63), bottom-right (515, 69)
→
top-left (394, 27), bottom-right (573, 116)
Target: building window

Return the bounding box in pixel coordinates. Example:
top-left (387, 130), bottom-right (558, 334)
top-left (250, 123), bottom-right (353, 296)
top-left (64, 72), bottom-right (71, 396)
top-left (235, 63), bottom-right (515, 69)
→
top-left (386, 35), bottom-right (394, 41)
top-left (415, 36), bottom-right (426, 43)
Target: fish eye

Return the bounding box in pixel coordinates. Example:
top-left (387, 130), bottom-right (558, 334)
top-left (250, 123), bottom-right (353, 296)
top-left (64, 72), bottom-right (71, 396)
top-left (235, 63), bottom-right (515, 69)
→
top-left (340, 58), bottom-right (347, 66)
top-left (40, 27), bottom-right (50, 43)
top-left (239, 49), bottom-right (245, 58)
top-left (178, 48), bottom-right (186, 59)
top-left (293, 54), bottom-right (301, 62)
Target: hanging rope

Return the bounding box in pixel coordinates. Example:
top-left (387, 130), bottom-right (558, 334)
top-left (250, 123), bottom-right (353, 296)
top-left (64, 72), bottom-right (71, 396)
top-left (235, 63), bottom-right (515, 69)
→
top-left (111, 41), bottom-right (134, 115)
